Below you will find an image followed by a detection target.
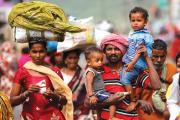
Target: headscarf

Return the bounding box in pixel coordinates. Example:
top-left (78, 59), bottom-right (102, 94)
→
top-left (100, 33), bottom-right (129, 54)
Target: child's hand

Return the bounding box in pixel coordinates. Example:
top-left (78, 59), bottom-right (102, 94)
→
top-left (90, 96), bottom-right (98, 105)
top-left (125, 63), bottom-right (134, 72)
top-left (126, 101), bottom-right (138, 112)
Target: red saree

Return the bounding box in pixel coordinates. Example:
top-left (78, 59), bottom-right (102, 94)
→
top-left (14, 67), bottom-right (65, 120)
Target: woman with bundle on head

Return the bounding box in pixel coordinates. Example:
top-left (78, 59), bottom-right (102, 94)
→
top-left (10, 37), bottom-right (73, 120)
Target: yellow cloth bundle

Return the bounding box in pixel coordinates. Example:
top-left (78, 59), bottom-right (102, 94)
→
top-left (24, 61), bottom-right (73, 120)
top-left (8, 1), bottom-right (84, 34)
top-left (0, 92), bottom-right (13, 120)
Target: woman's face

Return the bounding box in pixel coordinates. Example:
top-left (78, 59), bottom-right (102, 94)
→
top-left (55, 53), bottom-right (62, 64)
top-left (177, 57), bottom-right (180, 72)
top-left (64, 52), bottom-right (79, 69)
top-left (29, 43), bottom-right (47, 65)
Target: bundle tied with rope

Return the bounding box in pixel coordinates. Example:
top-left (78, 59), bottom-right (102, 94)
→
top-left (8, 1), bottom-right (85, 43)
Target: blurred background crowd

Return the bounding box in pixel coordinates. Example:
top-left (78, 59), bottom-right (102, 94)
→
top-left (0, 0), bottom-right (180, 120)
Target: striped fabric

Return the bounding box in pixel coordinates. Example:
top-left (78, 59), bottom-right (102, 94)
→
top-left (100, 65), bottom-right (150, 120)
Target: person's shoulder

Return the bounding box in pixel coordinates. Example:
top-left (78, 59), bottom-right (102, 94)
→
top-left (14, 67), bottom-right (29, 81)
top-left (130, 29), bottom-right (152, 40)
top-left (166, 63), bottom-right (177, 72)
top-left (166, 63), bottom-right (176, 68)
top-left (16, 67), bottom-right (27, 74)
top-left (51, 66), bottom-right (60, 71)
top-left (85, 67), bottom-right (96, 75)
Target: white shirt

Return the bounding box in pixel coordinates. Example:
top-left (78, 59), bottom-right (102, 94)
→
top-left (61, 72), bottom-right (73, 84)
top-left (167, 73), bottom-right (180, 120)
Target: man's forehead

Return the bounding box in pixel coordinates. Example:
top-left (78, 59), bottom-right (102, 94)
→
top-left (152, 49), bottom-right (167, 55)
top-left (106, 44), bottom-right (119, 49)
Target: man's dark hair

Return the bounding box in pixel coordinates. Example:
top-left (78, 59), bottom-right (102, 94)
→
top-left (129, 7), bottom-right (149, 21)
top-left (176, 51), bottom-right (180, 64)
top-left (84, 46), bottom-right (103, 60)
top-left (152, 39), bottom-right (167, 51)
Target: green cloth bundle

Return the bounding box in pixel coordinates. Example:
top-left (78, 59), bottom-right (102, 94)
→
top-left (8, 1), bottom-right (84, 34)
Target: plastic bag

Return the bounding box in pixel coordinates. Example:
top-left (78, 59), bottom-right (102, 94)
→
top-left (57, 17), bottom-right (95, 52)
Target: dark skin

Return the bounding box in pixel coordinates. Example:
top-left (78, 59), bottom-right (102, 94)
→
top-left (86, 44), bottom-right (159, 116)
top-left (10, 43), bottom-right (67, 106)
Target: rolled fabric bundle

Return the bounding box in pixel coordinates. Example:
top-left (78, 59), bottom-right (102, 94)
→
top-left (8, 1), bottom-right (85, 42)
top-left (13, 27), bottom-right (65, 42)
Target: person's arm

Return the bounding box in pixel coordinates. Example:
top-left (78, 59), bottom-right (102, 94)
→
top-left (10, 83), bottom-right (40, 106)
top-left (86, 71), bottom-right (95, 97)
top-left (145, 56), bottom-right (161, 90)
top-left (126, 52), bottom-right (141, 72)
top-left (86, 71), bottom-right (98, 105)
top-left (137, 44), bottom-right (161, 90)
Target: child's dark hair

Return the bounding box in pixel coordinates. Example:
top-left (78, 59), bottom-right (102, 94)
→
top-left (129, 7), bottom-right (149, 21)
top-left (176, 52), bottom-right (180, 64)
top-left (84, 46), bottom-right (103, 60)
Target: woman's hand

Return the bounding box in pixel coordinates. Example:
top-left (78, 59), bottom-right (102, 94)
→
top-left (43, 88), bottom-right (58, 100)
top-left (43, 88), bottom-right (67, 105)
top-left (26, 84), bottom-right (40, 95)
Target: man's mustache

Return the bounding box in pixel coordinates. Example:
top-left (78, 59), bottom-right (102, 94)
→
top-left (110, 55), bottom-right (118, 58)
top-left (154, 63), bottom-right (163, 67)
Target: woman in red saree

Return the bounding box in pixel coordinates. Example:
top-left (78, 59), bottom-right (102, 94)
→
top-left (10, 37), bottom-right (72, 120)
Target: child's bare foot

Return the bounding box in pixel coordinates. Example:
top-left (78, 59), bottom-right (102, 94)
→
top-left (126, 102), bottom-right (138, 112)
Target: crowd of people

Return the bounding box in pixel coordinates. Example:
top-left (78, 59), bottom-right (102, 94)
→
top-left (0, 2), bottom-right (180, 120)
